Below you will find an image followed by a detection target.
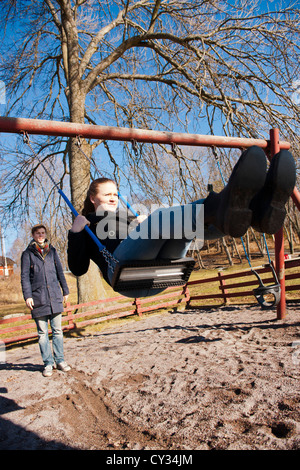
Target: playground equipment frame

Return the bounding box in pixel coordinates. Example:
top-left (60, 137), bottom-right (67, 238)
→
top-left (0, 116), bottom-right (299, 319)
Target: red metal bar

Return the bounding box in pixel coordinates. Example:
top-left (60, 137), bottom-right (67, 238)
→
top-left (2, 116), bottom-right (297, 210)
top-left (269, 128), bottom-right (286, 319)
top-left (0, 116), bottom-right (291, 149)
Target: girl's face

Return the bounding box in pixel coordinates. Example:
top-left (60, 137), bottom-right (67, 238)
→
top-left (90, 181), bottom-right (119, 212)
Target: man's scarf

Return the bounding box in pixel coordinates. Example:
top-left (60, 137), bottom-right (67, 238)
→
top-left (31, 240), bottom-right (50, 259)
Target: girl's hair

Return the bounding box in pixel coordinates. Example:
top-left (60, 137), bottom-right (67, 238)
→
top-left (82, 177), bottom-right (117, 216)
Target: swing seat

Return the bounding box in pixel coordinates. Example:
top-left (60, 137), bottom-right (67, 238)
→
top-left (251, 264), bottom-right (281, 309)
top-left (253, 283), bottom-right (281, 309)
top-left (111, 257), bottom-right (195, 292)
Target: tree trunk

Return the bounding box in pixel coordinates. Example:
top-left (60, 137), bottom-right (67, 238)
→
top-left (231, 237), bottom-right (242, 263)
top-left (250, 227), bottom-right (264, 257)
top-left (68, 91), bottom-right (107, 304)
top-left (60, 2), bottom-right (108, 305)
top-left (70, 139), bottom-right (108, 303)
top-left (221, 237), bottom-right (233, 266)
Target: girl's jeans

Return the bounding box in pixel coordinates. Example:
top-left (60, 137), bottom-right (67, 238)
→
top-left (108, 199), bottom-right (224, 295)
top-left (112, 198), bottom-right (223, 263)
top-left (34, 313), bottom-right (64, 366)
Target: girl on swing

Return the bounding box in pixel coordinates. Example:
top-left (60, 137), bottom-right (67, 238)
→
top-left (67, 146), bottom-right (296, 292)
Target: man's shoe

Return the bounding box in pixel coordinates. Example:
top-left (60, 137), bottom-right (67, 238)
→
top-left (204, 146), bottom-right (267, 238)
top-left (42, 365), bottom-right (53, 377)
top-left (57, 361), bottom-right (71, 372)
top-left (250, 150), bottom-right (296, 234)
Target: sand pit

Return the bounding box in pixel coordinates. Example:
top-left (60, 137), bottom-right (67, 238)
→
top-left (1, 304), bottom-right (300, 450)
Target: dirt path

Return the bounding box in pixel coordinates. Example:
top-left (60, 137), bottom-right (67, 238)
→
top-left (1, 304), bottom-right (300, 450)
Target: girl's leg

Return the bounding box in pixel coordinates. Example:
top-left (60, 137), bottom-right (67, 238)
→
top-left (157, 239), bottom-right (193, 259)
top-left (113, 199), bottom-right (205, 262)
top-left (110, 200), bottom-right (221, 298)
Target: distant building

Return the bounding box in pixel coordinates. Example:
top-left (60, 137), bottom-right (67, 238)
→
top-left (0, 256), bottom-right (15, 276)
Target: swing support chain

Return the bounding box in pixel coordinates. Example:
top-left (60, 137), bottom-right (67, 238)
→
top-left (131, 139), bottom-right (138, 156)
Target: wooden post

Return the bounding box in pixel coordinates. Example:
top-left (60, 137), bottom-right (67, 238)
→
top-left (65, 302), bottom-right (75, 330)
top-left (134, 298), bottom-right (142, 317)
top-left (218, 271), bottom-right (228, 304)
top-left (184, 285), bottom-right (191, 307)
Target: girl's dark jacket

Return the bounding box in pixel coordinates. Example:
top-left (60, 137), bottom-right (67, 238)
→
top-left (67, 210), bottom-right (135, 284)
top-left (21, 241), bottom-right (69, 319)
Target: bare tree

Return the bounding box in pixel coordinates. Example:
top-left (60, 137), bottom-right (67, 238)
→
top-left (0, 0), bottom-right (299, 301)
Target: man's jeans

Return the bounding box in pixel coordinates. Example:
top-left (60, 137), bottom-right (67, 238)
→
top-left (34, 314), bottom-right (64, 366)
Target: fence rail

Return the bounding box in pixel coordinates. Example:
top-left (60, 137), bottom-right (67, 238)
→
top-left (1, 258), bottom-right (299, 346)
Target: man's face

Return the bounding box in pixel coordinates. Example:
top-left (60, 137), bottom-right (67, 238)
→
top-left (33, 228), bottom-right (47, 244)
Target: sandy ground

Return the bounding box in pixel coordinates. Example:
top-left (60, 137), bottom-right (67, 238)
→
top-left (1, 303), bottom-right (300, 451)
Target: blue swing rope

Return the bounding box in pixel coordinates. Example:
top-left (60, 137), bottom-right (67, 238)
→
top-left (240, 234), bottom-right (271, 267)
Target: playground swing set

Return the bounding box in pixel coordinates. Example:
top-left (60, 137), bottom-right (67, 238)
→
top-left (0, 116), bottom-right (299, 320)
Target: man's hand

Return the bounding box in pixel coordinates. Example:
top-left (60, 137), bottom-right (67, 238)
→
top-left (26, 298), bottom-right (34, 310)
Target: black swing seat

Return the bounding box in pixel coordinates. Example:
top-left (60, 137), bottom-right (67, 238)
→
top-left (251, 265), bottom-right (281, 309)
top-left (253, 283), bottom-right (281, 309)
top-left (111, 257), bottom-right (195, 292)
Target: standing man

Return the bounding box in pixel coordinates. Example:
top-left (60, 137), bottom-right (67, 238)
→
top-left (21, 224), bottom-right (70, 377)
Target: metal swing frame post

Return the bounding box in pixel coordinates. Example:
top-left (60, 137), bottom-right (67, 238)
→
top-left (269, 129), bottom-right (300, 320)
top-left (269, 129), bottom-right (285, 319)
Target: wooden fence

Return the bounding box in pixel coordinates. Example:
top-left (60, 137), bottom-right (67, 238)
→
top-left (1, 258), bottom-right (299, 346)
top-left (188, 257), bottom-right (300, 304)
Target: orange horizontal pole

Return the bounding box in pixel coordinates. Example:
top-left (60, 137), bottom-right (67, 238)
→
top-left (0, 116), bottom-right (291, 150)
